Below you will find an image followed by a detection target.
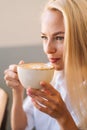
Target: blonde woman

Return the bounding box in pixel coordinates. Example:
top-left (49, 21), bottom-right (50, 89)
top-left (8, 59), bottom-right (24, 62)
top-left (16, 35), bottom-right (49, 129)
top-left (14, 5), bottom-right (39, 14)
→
top-left (4, 0), bottom-right (87, 130)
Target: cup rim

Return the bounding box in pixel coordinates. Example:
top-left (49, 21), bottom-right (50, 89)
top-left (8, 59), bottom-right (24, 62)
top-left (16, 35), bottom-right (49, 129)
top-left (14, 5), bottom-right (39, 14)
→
top-left (17, 62), bottom-right (54, 70)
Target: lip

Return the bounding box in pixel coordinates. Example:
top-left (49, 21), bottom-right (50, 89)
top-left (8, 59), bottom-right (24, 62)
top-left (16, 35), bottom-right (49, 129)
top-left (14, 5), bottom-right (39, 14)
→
top-left (49, 58), bottom-right (61, 63)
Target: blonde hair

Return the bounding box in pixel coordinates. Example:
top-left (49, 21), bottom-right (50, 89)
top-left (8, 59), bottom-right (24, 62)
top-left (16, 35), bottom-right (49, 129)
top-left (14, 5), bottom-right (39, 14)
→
top-left (43, 0), bottom-right (87, 128)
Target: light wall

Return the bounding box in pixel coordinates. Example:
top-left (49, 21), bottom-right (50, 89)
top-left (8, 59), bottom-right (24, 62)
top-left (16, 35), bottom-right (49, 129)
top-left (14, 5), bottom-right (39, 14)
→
top-left (0, 0), bottom-right (47, 47)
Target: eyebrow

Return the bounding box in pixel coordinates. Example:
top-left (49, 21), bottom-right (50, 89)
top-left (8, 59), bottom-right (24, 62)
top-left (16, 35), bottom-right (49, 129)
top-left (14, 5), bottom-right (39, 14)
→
top-left (41, 31), bottom-right (65, 36)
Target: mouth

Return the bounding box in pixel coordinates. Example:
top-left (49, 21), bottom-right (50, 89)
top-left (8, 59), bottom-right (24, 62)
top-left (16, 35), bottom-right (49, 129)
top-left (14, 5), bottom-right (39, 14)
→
top-left (49, 58), bottom-right (61, 63)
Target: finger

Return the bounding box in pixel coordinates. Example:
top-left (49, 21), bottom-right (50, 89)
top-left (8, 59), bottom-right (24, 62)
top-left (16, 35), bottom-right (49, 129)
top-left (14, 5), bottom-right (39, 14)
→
top-left (40, 81), bottom-right (55, 91)
top-left (32, 97), bottom-right (47, 110)
top-left (9, 64), bottom-right (17, 72)
top-left (27, 88), bottom-right (56, 103)
top-left (27, 86), bottom-right (62, 105)
top-left (8, 60), bottom-right (24, 72)
top-left (18, 60), bottom-right (24, 65)
top-left (27, 88), bottom-right (49, 98)
top-left (4, 70), bottom-right (18, 80)
top-left (4, 69), bottom-right (9, 74)
top-left (32, 94), bottom-right (61, 112)
top-left (40, 81), bottom-right (59, 96)
top-left (32, 98), bottom-right (52, 115)
top-left (5, 80), bottom-right (20, 88)
top-left (33, 96), bottom-right (53, 108)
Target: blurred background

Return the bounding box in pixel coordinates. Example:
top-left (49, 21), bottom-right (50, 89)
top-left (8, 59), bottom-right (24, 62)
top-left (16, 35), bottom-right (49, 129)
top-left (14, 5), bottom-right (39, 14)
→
top-left (0, 0), bottom-right (48, 129)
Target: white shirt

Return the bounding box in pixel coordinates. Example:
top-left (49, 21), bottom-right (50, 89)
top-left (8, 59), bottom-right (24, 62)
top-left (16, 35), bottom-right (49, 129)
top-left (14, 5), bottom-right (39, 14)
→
top-left (23, 70), bottom-right (78, 130)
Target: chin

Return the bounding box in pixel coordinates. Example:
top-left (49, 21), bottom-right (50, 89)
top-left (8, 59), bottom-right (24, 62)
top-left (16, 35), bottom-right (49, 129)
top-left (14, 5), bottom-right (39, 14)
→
top-left (53, 64), bottom-right (64, 71)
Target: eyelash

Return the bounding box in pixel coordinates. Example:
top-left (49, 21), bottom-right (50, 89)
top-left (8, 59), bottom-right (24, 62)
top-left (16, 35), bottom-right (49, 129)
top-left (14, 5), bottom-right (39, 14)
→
top-left (55, 36), bottom-right (64, 41)
top-left (41, 36), bottom-right (64, 41)
top-left (41, 36), bottom-right (47, 40)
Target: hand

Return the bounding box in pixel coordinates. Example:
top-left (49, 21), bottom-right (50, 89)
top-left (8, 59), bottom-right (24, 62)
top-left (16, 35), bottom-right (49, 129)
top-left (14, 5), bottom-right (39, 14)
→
top-left (4, 60), bottom-right (24, 94)
top-left (27, 81), bottom-right (68, 121)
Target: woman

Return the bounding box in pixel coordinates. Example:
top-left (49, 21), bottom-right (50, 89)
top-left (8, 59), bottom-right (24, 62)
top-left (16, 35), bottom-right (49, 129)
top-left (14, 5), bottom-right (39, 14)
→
top-left (4, 0), bottom-right (87, 130)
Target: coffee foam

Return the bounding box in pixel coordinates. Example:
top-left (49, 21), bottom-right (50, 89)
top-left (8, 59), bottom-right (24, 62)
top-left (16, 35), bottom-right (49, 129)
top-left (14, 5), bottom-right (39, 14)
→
top-left (18, 63), bottom-right (54, 70)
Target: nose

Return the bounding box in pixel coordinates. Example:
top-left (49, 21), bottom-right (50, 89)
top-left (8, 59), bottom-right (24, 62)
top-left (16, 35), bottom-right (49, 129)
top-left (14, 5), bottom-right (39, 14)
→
top-left (43, 39), bottom-right (56, 54)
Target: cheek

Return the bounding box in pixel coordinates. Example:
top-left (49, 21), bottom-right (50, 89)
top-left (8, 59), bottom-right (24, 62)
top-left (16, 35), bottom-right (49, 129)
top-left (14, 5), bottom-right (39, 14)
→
top-left (60, 47), bottom-right (64, 55)
top-left (61, 46), bottom-right (64, 55)
top-left (42, 44), bottom-right (47, 54)
top-left (56, 44), bottom-right (64, 56)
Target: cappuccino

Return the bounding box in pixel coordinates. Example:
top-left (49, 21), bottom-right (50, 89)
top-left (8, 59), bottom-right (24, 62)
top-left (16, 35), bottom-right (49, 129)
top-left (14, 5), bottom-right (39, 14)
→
top-left (18, 63), bottom-right (54, 70)
top-left (17, 62), bottom-right (54, 89)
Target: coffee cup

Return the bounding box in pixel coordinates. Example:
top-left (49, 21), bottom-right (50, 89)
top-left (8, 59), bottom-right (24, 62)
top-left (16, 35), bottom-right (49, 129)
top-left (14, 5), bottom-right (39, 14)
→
top-left (17, 62), bottom-right (54, 89)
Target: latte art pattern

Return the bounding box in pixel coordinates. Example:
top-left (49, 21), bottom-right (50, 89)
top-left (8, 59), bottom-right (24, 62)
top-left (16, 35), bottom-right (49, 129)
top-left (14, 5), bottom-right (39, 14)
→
top-left (18, 63), bottom-right (54, 70)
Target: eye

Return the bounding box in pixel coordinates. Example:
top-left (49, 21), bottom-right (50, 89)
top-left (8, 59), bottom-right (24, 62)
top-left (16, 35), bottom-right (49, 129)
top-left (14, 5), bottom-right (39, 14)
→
top-left (41, 35), bottom-right (48, 40)
top-left (55, 36), bottom-right (64, 41)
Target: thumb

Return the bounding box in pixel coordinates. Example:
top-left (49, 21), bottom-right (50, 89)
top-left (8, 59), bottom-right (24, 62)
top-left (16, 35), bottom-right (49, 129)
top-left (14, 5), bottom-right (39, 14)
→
top-left (19, 60), bottom-right (25, 65)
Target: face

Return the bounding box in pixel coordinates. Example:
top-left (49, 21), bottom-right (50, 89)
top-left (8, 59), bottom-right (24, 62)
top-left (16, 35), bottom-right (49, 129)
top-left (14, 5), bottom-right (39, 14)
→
top-left (41, 10), bottom-right (65, 70)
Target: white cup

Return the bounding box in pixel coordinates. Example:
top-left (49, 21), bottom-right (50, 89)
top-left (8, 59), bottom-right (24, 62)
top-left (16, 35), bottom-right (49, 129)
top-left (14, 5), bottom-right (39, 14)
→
top-left (17, 63), bottom-right (54, 89)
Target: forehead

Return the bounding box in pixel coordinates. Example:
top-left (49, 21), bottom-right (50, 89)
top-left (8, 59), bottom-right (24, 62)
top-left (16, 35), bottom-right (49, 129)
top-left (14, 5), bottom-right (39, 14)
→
top-left (42, 9), bottom-right (63, 21)
top-left (41, 9), bottom-right (65, 34)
